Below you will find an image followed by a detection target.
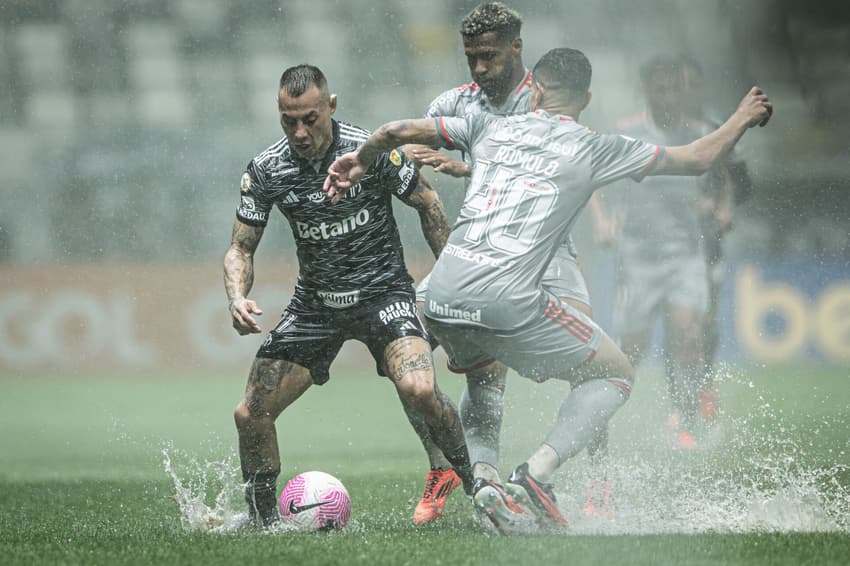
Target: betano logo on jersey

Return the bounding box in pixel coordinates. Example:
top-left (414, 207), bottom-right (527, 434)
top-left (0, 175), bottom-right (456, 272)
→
top-left (295, 208), bottom-right (370, 241)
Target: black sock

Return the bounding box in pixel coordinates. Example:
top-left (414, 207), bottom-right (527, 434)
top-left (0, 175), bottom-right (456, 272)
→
top-left (243, 470), bottom-right (280, 526)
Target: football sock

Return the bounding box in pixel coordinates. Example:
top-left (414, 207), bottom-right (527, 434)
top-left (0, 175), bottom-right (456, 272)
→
top-left (243, 470), bottom-right (279, 526)
top-left (526, 444), bottom-right (560, 482)
top-left (669, 362), bottom-right (704, 431)
top-left (402, 404), bottom-right (453, 469)
top-left (411, 382), bottom-right (474, 494)
top-left (544, 377), bottom-right (631, 469)
top-left (586, 425), bottom-right (609, 468)
top-left (459, 378), bottom-right (505, 476)
top-left (472, 462), bottom-right (500, 483)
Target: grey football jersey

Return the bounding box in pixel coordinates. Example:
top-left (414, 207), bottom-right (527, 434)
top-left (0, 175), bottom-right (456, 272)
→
top-left (425, 71), bottom-right (579, 260)
top-left (423, 111), bottom-right (662, 330)
top-left (425, 70), bottom-right (533, 119)
top-left (614, 113), bottom-right (715, 259)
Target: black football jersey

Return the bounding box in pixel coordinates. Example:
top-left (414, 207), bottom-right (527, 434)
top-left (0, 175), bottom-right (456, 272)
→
top-left (236, 120), bottom-right (420, 310)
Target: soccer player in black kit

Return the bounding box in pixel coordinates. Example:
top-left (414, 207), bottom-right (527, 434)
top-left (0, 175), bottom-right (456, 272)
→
top-left (224, 64), bottom-right (472, 527)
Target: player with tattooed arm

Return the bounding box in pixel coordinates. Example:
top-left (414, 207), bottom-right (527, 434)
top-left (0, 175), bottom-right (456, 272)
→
top-left (224, 64), bottom-right (471, 527)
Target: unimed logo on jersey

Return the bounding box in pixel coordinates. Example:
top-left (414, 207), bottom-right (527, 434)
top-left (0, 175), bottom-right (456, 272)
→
top-left (428, 300), bottom-right (481, 322)
top-left (295, 208), bottom-right (370, 241)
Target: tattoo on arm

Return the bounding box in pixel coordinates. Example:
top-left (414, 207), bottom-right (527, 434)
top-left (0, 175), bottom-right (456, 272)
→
top-left (224, 221), bottom-right (264, 307)
top-left (404, 177), bottom-right (451, 258)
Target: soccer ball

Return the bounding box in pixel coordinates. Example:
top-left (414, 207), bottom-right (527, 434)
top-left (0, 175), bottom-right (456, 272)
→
top-left (279, 471), bottom-right (351, 531)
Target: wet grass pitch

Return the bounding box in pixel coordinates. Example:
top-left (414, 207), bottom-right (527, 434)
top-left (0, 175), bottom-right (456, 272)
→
top-left (2, 364), bottom-right (848, 565)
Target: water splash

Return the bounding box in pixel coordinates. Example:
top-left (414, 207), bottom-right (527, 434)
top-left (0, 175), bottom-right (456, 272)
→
top-left (163, 444), bottom-right (253, 532)
top-left (554, 369), bottom-right (850, 535)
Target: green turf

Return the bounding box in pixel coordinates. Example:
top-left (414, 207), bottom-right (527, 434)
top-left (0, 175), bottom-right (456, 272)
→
top-left (1, 364), bottom-right (849, 565)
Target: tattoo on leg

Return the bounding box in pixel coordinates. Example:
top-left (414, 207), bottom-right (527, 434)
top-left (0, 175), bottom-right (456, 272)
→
top-left (247, 359), bottom-right (291, 415)
top-left (385, 338), bottom-right (433, 382)
top-left (393, 353), bottom-right (433, 381)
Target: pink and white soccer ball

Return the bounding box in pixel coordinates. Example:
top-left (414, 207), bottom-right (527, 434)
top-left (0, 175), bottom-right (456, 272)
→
top-left (279, 471), bottom-right (351, 531)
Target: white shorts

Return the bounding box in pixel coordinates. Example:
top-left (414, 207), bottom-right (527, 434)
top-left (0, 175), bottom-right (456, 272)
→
top-left (426, 292), bottom-right (602, 384)
top-left (615, 251), bottom-right (708, 337)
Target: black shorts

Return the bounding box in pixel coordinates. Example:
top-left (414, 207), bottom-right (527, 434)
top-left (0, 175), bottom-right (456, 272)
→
top-left (256, 291), bottom-right (428, 385)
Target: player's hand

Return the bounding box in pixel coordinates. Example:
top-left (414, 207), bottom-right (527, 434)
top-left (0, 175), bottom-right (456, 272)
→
top-left (411, 148), bottom-right (471, 178)
top-left (403, 144), bottom-right (432, 167)
top-left (229, 297), bottom-right (263, 335)
top-left (737, 86), bottom-right (773, 128)
top-left (324, 151), bottom-right (368, 204)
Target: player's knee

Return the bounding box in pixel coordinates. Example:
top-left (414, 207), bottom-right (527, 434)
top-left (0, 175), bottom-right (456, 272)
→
top-left (234, 399), bottom-right (252, 430)
top-left (399, 380), bottom-right (437, 411)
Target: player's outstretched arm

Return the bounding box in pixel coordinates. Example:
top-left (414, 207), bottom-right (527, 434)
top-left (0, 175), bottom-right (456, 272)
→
top-left (224, 219), bottom-right (265, 335)
top-left (324, 118), bottom-right (442, 203)
top-left (653, 87), bottom-right (772, 176)
top-left (402, 175), bottom-right (451, 258)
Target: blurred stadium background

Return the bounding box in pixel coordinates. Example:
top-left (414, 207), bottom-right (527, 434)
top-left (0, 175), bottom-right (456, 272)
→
top-left (0, 0), bottom-right (848, 376)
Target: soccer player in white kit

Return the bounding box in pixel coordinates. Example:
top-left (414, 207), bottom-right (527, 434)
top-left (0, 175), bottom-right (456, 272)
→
top-left (400, 2), bottom-right (593, 525)
top-left (325, 48), bottom-right (772, 534)
top-left (591, 56), bottom-right (750, 449)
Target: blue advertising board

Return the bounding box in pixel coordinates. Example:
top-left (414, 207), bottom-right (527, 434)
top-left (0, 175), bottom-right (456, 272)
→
top-left (588, 256), bottom-right (850, 365)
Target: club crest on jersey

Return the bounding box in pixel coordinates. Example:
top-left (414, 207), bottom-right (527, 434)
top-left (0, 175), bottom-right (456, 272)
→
top-left (240, 172), bottom-right (252, 193)
top-left (389, 149), bottom-right (403, 166)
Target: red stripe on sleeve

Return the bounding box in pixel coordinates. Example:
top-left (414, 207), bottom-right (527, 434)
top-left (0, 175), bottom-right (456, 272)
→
top-left (435, 117), bottom-right (456, 150)
top-left (640, 145), bottom-right (664, 176)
